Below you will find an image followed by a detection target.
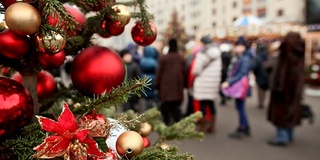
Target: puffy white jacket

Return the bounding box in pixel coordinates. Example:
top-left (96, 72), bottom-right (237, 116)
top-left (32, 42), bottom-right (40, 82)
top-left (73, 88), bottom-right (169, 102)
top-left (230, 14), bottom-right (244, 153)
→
top-left (192, 43), bottom-right (222, 100)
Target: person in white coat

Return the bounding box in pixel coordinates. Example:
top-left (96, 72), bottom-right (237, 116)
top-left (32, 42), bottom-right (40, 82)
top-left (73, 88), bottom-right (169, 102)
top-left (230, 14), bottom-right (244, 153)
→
top-left (192, 36), bottom-right (222, 133)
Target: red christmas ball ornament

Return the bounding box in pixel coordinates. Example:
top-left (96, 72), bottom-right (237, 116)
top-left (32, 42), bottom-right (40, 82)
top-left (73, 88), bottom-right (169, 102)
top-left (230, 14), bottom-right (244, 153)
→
top-left (12, 71), bottom-right (57, 102)
top-left (11, 72), bottom-right (22, 82)
top-left (1, 0), bottom-right (35, 8)
top-left (104, 19), bottom-right (125, 36)
top-left (98, 20), bottom-right (111, 38)
top-left (0, 67), bottom-right (10, 76)
top-left (70, 46), bottom-right (125, 96)
top-left (143, 137), bottom-right (150, 148)
top-left (38, 50), bottom-right (66, 69)
top-left (131, 21), bottom-right (157, 46)
top-left (47, 4), bottom-right (86, 37)
top-left (0, 77), bottom-right (33, 140)
top-left (1, 0), bottom-right (16, 8)
top-left (0, 30), bottom-right (30, 59)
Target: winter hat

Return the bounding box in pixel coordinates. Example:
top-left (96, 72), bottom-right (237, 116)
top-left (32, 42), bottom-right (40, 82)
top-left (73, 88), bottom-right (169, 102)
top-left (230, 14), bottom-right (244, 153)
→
top-left (168, 38), bottom-right (178, 52)
top-left (235, 36), bottom-right (247, 47)
top-left (119, 49), bottom-right (131, 58)
top-left (200, 35), bottom-right (212, 44)
top-left (219, 43), bottom-right (231, 52)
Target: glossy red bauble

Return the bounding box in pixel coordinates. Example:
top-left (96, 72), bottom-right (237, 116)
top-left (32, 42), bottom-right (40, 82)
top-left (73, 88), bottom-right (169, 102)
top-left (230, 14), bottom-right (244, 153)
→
top-left (98, 20), bottom-right (111, 38)
top-left (47, 4), bottom-right (86, 37)
top-left (1, 0), bottom-right (35, 8)
top-left (143, 137), bottom-right (150, 148)
top-left (0, 30), bottom-right (30, 59)
top-left (0, 76), bottom-right (33, 140)
top-left (1, 0), bottom-right (16, 8)
top-left (12, 71), bottom-right (57, 102)
top-left (38, 50), bottom-right (66, 69)
top-left (131, 21), bottom-right (157, 46)
top-left (70, 46), bottom-right (125, 96)
top-left (104, 19), bottom-right (125, 36)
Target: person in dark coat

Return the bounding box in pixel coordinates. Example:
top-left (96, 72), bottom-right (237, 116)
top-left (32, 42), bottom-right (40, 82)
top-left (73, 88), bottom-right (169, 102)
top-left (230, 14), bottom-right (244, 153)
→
top-left (120, 49), bottom-right (142, 112)
top-left (156, 39), bottom-right (186, 125)
top-left (252, 43), bottom-right (269, 109)
top-left (219, 43), bottom-right (232, 105)
top-left (267, 32), bottom-right (305, 146)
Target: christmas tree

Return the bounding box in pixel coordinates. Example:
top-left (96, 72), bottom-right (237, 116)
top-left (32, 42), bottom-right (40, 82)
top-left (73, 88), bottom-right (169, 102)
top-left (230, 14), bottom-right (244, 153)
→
top-left (306, 51), bottom-right (320, 87)
top-left (0, 0), bottom-right (203, 159)
top-left (162, 9), bottom-right (188, 53)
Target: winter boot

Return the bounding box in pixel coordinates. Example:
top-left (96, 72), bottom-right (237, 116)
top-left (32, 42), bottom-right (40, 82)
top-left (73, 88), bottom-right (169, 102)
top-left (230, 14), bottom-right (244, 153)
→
top-left (229, 126), bottom-right (250, 139)
top-left (197, 118), bottom-right (207, 132)
top-left (207, 115), bottom-right (216, 133)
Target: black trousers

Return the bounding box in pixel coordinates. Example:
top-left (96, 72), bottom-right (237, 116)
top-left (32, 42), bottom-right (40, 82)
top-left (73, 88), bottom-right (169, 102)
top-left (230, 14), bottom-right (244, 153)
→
top-left (160, 101), bottom-right (182, 125)
top-left (199, 100), bottom-right (216, 116)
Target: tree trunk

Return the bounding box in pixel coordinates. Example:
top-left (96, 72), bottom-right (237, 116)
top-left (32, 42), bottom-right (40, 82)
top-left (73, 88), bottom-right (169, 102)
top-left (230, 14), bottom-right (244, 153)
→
top-left (21, 71), bottom-right (40, 122)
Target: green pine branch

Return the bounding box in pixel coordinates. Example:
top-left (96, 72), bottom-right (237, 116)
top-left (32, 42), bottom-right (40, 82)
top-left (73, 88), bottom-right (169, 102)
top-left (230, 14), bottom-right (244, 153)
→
top-left (154, 112), bottom-right (204, 145)
top-left (0, 123), bottom-right (45, 160)
top-left (72, 76), bottom-right (151, 116)
top-left (131, 146), bottom-right (194, 160)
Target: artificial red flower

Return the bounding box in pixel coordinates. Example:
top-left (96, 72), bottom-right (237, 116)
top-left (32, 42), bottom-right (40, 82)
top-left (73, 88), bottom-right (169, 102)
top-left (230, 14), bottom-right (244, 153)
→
top-left (33, 103), bottom-right (105, 159)
top-left (78, 110), bottom-right (110, 138)
top-left (92, 148), bottom-right (118, 160)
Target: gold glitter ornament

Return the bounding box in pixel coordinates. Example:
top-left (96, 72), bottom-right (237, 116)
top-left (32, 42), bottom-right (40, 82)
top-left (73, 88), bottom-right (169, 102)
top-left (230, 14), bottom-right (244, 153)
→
top-left (111, 4), bottom-right (131, 27)
top-left (35, 31), bottom-right (66, 54)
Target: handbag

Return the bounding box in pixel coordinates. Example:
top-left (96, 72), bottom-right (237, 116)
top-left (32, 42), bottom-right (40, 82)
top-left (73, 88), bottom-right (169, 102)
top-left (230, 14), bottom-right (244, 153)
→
top-left (301, 104), bottom-right (314, 125)
top-left (222, 76), bottom-right (249, 100)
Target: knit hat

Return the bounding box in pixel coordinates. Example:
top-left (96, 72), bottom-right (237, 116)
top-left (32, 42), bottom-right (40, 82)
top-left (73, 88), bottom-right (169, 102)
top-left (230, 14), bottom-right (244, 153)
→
top-left (235, 36), bottom-right (247, 47)
top-left (119, 49), bottom-right (131, 58)
top-left (200, 35), bottom-right (212, 44)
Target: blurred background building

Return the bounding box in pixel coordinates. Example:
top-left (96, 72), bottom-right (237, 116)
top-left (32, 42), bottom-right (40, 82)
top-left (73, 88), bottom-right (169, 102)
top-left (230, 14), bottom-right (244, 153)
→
top-left (0, 0), bottom-right (318, 52)
top-left (146, 0), bottom-right (305, 39)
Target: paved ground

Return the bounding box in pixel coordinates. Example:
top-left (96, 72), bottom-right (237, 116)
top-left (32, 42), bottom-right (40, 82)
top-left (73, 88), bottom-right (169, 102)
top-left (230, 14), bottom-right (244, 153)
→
top-left (151, 87), bottom-right (320, 160)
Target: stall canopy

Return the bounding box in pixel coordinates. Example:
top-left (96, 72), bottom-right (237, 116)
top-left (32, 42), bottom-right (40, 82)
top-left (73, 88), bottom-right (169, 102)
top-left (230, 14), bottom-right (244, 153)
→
top-left (233, 15), bottom-right (264, 26)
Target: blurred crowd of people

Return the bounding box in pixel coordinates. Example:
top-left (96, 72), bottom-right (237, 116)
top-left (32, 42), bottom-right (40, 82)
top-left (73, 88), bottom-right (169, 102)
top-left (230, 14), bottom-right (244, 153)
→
top-left (113, 31), bottom-right (307, 147)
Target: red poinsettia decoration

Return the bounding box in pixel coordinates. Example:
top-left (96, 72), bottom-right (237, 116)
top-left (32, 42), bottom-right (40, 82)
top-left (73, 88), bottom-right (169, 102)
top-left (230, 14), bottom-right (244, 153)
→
top-left (33, 103), bottom-right (105, 159)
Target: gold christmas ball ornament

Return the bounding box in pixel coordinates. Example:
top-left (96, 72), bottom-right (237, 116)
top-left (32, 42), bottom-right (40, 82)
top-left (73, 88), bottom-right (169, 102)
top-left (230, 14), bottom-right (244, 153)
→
top-left (116, 131), bottom-right (144, 158)
top-left (139, 122), bottom-right (152, 137)
top-left (36, 31), bottom-right (66, 54)
top-left (159, 142), bottom-right (170, 150)
top-left (0, 21), bottom-right (8, 31)
top-left (111, 4), bottom-right (131, 27)
top-left (5, 2), bottom-right (41, 35)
